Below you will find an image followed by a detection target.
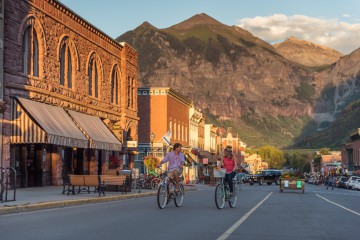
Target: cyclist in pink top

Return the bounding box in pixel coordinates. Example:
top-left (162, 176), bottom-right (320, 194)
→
top-left (158, 143), bottom-right (185, 192)
top-left (220, 146), bottom-right (237, 196)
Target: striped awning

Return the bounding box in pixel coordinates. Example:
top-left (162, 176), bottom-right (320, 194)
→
top-left (68, 110), bottom-right (122, 151)
top-left (11, 98), bottom-right (89, 148)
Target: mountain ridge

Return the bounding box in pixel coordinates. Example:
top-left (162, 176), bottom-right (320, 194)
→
top-left (116, 13), bottom-right (360, 149)
top-left (274, 36), bottom-right (343, 67)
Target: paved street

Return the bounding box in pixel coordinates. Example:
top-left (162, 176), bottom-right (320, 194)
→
top-left (0, 183), bottom-right (359, 240)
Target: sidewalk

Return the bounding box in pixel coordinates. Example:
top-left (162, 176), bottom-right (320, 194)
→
top-left (0, 184), bottom-right (197, 215)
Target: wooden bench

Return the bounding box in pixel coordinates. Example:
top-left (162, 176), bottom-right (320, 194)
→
top-left (62, 175), bottom-right (100, 195)
top-left (99, 175), bottom-right (127, 196)
top-left (62, 174), bottom-right (129, 196)
top-left (84, 175), bottom-right (101, 195)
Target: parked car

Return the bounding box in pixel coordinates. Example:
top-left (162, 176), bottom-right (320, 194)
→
top-left (336, 176), bottom-right (348, 188)
top-left (345, 176), bottom-right (360, 189)
top-left (237, 173), bottom-right (250, 183)
top-left (249, 169), bottom-right (283, 185)
top-left (353, 179), bottom-right (360, 191)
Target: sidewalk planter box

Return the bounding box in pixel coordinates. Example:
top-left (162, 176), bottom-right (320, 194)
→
top-left (279, 178), bottom-right (305, 193)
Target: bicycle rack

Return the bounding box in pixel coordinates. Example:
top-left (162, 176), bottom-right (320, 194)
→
top-left (0, 167), bottom-right (17, 202)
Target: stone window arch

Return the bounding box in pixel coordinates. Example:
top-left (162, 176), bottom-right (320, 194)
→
top-left (110, 65), bottom-right (121, 105)
top-left (19, 16), bottom-right (46, 78)
top-left (87, 52), bottom-right (102, 98)
top-left (58, 36), bottom-right (77, 89)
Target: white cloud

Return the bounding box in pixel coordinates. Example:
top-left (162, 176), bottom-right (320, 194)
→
top-left (237, 14), bottom-right (360, 54)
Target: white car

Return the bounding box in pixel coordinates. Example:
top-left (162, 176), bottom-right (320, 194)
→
top-left (345, 176), bottom-right (360, 189)
top-left (353, 179), bottom-right (360, 191)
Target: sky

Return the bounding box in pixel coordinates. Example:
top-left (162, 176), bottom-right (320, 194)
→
top-left (59, 0), bottom-right (360, 54)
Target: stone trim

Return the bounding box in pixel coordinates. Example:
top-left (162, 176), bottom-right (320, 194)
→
top-left (26, 0), bottom-right (123, 50)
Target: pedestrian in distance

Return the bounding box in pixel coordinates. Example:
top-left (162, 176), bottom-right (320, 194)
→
top-left (158, 143), bottom-right (185, 193)
top-left (218, 146), bottom-right (237, 197)
top-left (326, 173), bottom-right (334, 190)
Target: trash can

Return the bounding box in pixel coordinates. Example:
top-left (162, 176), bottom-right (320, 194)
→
top-left (119, 170), bottom-right (132, 192)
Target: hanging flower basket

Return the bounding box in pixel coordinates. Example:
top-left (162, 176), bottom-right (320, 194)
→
top-left (109, 156), bottom-right (121, 169)
top-left (143, 155), bottom-right (160, 171)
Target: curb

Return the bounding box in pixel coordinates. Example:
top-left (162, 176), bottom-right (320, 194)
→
top-left (0, 187), bottom-right (196, 215)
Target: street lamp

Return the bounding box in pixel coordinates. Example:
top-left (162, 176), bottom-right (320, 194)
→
top-left (150, 132), bottom-right (155, 156)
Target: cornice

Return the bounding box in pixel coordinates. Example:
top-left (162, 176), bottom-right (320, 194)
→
top-left (27, 0), bottom-right (123, 50)
top-left (138, 87), bottom-right (193, 107)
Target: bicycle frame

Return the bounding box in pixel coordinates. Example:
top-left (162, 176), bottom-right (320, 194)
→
top-left (157, 170), bottom-right (184, 209)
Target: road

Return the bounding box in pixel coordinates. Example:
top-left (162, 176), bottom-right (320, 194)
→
top-left (0, 183), bottom-right (359, 240)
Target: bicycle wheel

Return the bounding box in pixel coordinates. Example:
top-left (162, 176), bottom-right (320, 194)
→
top-left (157, 184), bottom-right (168, 209)
top-left (229, 181), bottom-right (237, 208)
top-left (174, 184), bottom-right (184, 207)
top-left (151, 178), bottom-right (160, 190)
top-left (215, 184), bottom-right (225, 209)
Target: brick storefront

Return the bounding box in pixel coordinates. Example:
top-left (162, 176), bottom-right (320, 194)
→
top-left (1, 0), bottom-right (138, 187)
top-left (137, 87), bottom-right (192, 173)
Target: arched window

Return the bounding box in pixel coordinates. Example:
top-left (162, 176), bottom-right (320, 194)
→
top-left (59, 37), bottom-right (72, 88)
top-left (111, 67), bottom-right (120, 105)
top-left (22, 26), bottom-right (39, 77)
top-left (88, 55), bottom-right (99, 98)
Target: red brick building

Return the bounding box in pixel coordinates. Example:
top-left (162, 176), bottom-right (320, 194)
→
top-left (137, 87), bottom-right (192, 172)
top-left (1, 0), bottom-right (138, 187)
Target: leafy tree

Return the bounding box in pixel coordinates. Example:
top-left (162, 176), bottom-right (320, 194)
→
top-left (319, 148), bottom-right (330, 155)
top-left (245, 148), bottom-right (256, 155)
top-left (258, 146), bottom-right (285, 169)
top-left (284, 151), bottom-right (312, 174)
top-left (312, 154), bottom-right (322, 172)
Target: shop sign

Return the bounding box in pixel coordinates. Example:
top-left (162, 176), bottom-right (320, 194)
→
top-left (126, 141), bottom-right (138, 148)
top-left (203, 158), bottom-right (208, 164)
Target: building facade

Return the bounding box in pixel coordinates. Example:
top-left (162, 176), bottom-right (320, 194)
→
top-left (1, 0), bottom-right (138, 187)
top-left (137, 87), bottom-right (192, 175)
top-left (342, 128), bottom-right (360, 172)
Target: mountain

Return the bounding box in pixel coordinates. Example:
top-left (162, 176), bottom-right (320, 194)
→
top-left (116, 13), bottom-right (360, 149)
top-left (293, 48), bottom-right (360, 148)
top-left (274, 37), bottom-right (343, 67)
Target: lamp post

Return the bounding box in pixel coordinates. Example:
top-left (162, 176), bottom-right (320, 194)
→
top-left (150, 132), bottom-right (155, 157)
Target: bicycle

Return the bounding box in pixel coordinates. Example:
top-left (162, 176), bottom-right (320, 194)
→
top-left (156, 169), bottom-right (184, 209)
top-left (214, 168), bottom-right (237, 209)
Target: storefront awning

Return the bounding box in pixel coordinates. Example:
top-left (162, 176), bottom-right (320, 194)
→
top-left (199, 150), bottom-right (214, 164)
top-left (185, 153), bottom-right (196, 165)
top-left (68, 110), bottom-right (122, 151)
top-left (11, 98), bottom-right (88, 148)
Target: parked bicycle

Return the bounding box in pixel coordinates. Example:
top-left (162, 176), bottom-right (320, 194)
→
top-left (156, 169), bottom-right (184, 209)
top-left (214, 168), bottom-right (237, 209)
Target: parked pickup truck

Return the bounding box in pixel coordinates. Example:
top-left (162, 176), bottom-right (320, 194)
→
top-left (249, 169), bottom-right (283, 185)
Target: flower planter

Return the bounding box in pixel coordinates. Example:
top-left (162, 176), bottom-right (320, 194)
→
top-left (279, 178), bottom-right (305, 193)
